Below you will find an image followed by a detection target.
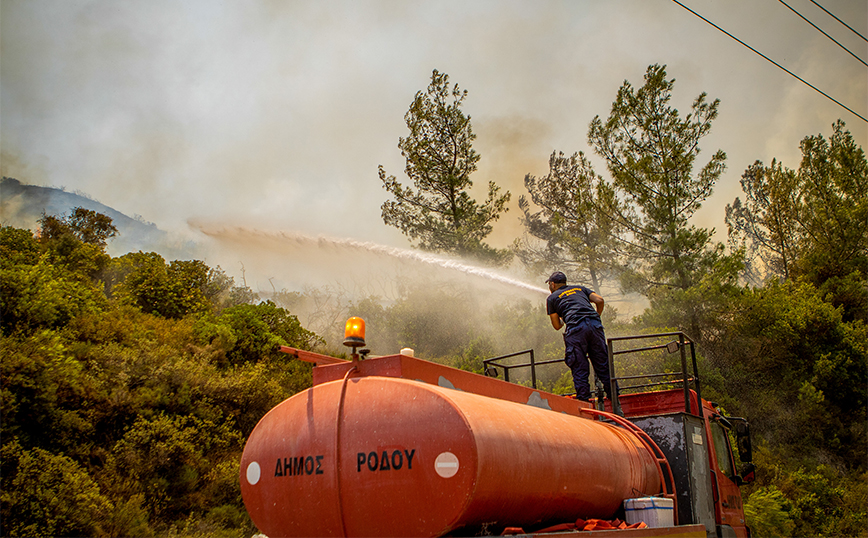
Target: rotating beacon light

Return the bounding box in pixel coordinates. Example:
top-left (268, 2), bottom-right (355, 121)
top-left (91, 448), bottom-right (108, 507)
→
top-left (343, 316), bottom-right (366, 357)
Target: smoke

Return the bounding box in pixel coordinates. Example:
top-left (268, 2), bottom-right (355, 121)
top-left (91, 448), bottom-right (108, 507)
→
top-left (2, 0), bottom-right (865, 252)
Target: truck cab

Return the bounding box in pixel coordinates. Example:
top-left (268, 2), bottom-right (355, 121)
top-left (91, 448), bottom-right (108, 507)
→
top-left (614, 390), bottom-right (752, 538)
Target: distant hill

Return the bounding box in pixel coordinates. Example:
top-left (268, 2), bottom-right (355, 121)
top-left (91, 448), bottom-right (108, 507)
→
top-left (1, 176), bottom-right (193, 258)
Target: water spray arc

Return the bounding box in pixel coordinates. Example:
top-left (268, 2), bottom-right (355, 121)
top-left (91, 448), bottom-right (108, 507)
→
top-left (193, 223), bottom-right (549, 296)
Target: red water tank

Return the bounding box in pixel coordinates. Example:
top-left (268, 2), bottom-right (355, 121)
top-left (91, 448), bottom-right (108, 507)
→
top-left (240, 376), bottom-right (661, 537)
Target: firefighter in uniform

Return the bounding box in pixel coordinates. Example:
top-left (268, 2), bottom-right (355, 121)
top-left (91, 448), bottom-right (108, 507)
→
top-left (545, 271), bottom-right (612, 402)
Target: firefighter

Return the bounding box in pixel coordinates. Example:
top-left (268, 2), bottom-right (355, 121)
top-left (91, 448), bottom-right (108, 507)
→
top-left (545, 271), bottom-right (612, 402)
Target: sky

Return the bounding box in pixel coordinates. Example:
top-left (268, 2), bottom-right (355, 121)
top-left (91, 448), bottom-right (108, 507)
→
top-left (2, 0), bottom-right (866, 296)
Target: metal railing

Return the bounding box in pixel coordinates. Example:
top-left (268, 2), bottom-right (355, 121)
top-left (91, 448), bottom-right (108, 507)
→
top-left (483, 349), bottom-right (562, 390)
top-left (607, 332), bottom-right (702, 417)
top-left (481, 332), bottom-right (703, 417)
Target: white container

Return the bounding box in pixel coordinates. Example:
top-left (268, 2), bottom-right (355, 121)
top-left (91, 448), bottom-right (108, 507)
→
top-left (623, 497), bottom-right (675, 528)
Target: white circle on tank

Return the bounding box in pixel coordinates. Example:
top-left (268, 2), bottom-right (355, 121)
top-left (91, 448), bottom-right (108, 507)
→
top-left (434, 452), bottom-right (459, 478)
top-left (247, 462), bottom-right (261, 485)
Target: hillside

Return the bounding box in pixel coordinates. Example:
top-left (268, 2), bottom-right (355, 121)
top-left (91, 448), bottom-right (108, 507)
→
top-left (1, 176), bottom-right (191, 258)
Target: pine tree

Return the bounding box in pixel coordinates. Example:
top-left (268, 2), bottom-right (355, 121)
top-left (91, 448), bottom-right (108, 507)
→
top-left (379, 69), bottom-right (512, 266)
top-left (516, 150), bottom-right (622, 291)
top-left (588, 64), bottom-right (740, 339)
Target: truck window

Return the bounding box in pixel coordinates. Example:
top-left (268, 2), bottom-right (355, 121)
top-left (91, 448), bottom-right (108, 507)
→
top-left (710, 422), bottom-right (735, 478)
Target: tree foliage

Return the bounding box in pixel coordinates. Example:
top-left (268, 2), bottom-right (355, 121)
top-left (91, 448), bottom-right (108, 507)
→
top-left (379, 69), bottom-right (512, 266)
top-left (588, 64), bottom-right (730, 297)
top-left (39, 206), bottom-right (118, 249)
top-left (713, 280), bottom-right (867, 453)
top-left (194, 301), bottom-right (322, 366)
top-left (725, 160), bottom-right (801, 283)
top-left (516, 150), bottom-right (622, 291)
top-left (743, 485), bottom-right (795, 538)
top-left (0, 215), bottom-right (321, 537)
top-left (1, 227), bottom-right (107, 335)
top-left (1, 439), bottom-right (114, 538)
top-left (105, 253), bottom-right (253, 320)
top-left (797, 120), bottom-right (868, 287)
top-left (727, 120), bottom-right (868, 310)
top-left (744, 444), bottom-right (868, 538)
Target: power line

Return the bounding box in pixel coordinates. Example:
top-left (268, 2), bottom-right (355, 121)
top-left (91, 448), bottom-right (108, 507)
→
top-left (778, 0), bottom-right (867, 67)
top-left (671, 0), bottom-right (867, 124)
top-left (809, 0), bottom-right (867, 43)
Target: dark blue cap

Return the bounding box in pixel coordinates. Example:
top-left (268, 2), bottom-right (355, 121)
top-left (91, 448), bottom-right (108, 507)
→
top-left (545, 271), bottom-right (567, 284)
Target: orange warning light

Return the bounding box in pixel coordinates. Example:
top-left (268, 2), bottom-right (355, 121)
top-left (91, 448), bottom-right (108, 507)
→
top-left (343, 317), bottom-right (366, 348)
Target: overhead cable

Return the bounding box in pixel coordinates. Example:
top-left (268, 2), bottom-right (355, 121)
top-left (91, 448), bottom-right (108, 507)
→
top-left (671, 0), bottom-right (867, 124)
top-left (809, 0), bottom-right (867, 43)
top-left (778, 0), bottom-right (867, 67)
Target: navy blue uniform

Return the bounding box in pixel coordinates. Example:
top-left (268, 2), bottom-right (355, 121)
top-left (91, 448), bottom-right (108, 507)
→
top-left (546, 285), bottom-right (611, 401)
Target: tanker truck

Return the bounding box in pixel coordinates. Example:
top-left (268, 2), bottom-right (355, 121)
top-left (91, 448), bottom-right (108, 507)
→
top-left (239, 318), bottom-right (755, 538)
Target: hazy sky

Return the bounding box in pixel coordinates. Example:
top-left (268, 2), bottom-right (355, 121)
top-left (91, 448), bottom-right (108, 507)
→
top-left (2, 0), bottom-right (866, 272)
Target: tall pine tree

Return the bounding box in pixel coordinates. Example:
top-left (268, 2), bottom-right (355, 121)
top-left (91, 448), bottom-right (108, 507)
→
top-left (379, 70), bottom-right (512, 266)
top-left (588, 64), bottom-right (740, 339)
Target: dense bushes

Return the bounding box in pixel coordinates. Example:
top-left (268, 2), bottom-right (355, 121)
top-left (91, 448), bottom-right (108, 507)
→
top-left (703, 278), bottom-right (867, 535)
top-left (1, 220), bottom-right (319, 537)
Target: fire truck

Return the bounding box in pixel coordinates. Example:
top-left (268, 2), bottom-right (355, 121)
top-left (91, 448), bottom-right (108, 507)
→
top-left (239, 318), bottom-right (755, 537)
